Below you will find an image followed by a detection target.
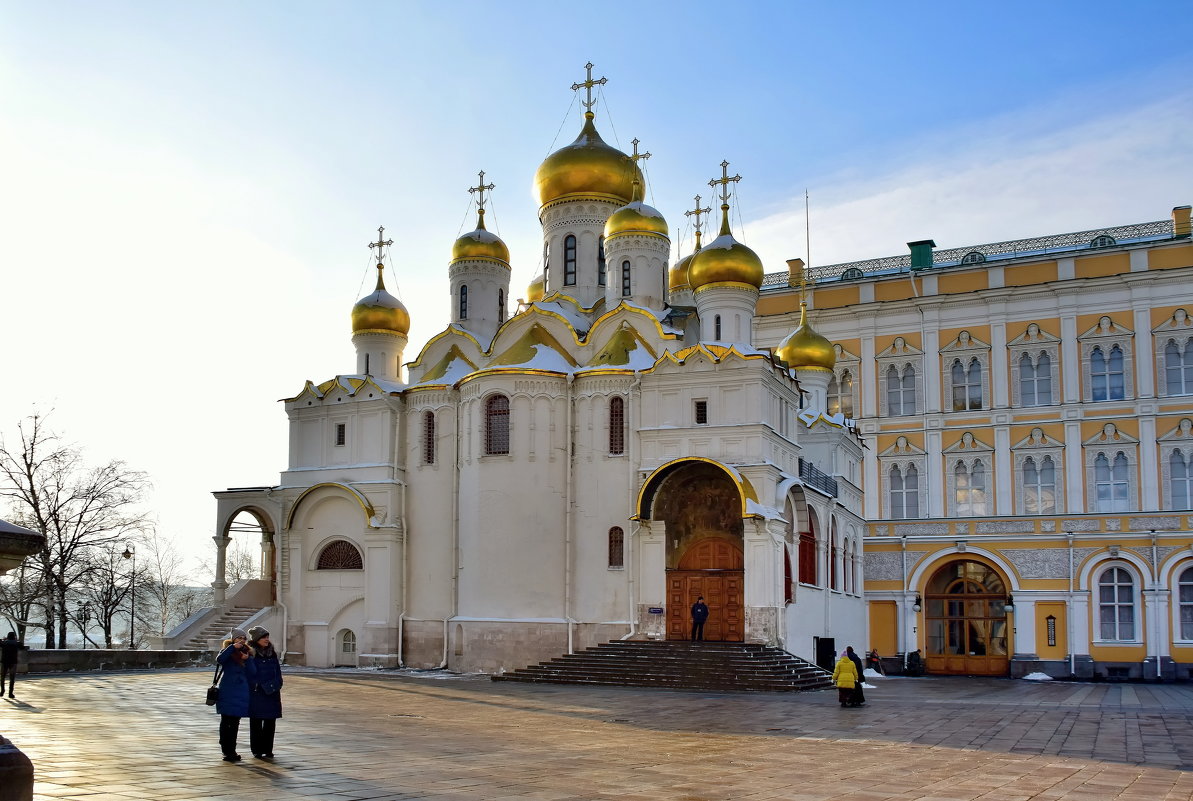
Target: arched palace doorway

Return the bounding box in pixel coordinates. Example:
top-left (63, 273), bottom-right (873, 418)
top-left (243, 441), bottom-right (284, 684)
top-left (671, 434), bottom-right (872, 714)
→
top-left (924, 559), bottom-right (1011, 676)
top-left (641, 459), bottom-right (746, 642)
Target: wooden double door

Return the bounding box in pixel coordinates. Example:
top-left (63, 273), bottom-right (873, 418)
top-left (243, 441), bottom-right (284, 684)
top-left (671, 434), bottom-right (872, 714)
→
top-left (666, 538), bottom-right (744, 642)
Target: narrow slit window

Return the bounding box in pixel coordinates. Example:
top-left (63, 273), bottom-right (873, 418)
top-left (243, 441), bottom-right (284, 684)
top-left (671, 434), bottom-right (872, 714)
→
top-left (563, 235), bottom-right (577, 286)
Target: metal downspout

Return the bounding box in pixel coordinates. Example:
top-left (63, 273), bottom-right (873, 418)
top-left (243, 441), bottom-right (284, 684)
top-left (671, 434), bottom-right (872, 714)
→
top-left (397, 480), bottom-right (408, 668)
top-left (623, 372), bottom-right (642, 639)
top-left (901, 535), bottom-right (909, 670)
top-left (1151, 530), bottom-right (1160, 679)
top-left (1067, 533), bottom-right (1075, 676)
top-left (564, 373), bottom-right (576, 655)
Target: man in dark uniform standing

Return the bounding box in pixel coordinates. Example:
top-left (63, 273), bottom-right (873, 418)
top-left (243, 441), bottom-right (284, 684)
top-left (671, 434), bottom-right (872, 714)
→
top-left (690, 596), bottom-right (709, 642)
top-left (1, 631), bottom-right (25, 698)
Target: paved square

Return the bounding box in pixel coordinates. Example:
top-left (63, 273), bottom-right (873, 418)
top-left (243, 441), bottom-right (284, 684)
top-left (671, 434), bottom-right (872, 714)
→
top-left (2, 670), bottom-right (1191, 800)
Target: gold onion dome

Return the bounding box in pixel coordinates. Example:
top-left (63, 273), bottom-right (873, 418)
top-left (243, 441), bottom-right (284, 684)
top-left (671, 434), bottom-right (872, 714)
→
top-left (775, 302), bottom-right (836, 371)
top-left (352, 266), bottom-right (410, 336)
top-left (669, 251), bottom-right (695, 291)
top-left (526, 273), bottom-right (546, 303)
top-left (534, 112), bottom-right (643, 207)
top-left (451, 208), bottom-right (510, 265)
top-left (687, 207), bottom-right (764, 290)
top-left (604, 180), bottom-right (669, 239)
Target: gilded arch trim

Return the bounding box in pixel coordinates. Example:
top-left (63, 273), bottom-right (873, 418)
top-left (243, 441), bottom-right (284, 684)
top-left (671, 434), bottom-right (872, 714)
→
top-left (285, 483), bottom-right (376, 531)
top-left (634, 456), bottom-right (759, 520)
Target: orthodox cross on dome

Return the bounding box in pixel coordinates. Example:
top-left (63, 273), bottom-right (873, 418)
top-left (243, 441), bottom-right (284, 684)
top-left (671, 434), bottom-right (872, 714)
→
top-left (630, 138), bottom-right (651, 165)
top-left (571, 62), bottom-right (607, 113)
top-left (684, 194), bottom-right (712, 249)
top-left (368, 226), bottom-right (393, 265)
top-left (708, 160), bottom-right (742, 207)
top-left (467, 170), bottom-right (495, 211)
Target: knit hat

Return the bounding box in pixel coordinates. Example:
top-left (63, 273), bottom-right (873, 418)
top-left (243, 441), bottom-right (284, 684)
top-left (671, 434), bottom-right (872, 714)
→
top-left (247, 626), bottom-right (269, 643)
top-left (229, 627), bottom-right (248, 640)
top-left (841, 649), bottom-right (849, 656)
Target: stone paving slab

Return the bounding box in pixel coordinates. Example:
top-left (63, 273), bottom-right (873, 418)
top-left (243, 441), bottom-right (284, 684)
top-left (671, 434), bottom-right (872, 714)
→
top-left (0, 671), bottom-right (1190, 801)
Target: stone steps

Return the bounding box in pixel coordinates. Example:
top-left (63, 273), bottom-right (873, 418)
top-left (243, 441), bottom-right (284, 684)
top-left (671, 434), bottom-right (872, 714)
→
top-left (493, 640), bottom-right (834, 693)
top-left (182, 606), bottom-right (261, 650)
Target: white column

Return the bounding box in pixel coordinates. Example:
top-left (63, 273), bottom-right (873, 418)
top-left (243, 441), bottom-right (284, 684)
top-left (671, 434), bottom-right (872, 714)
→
top-left (927, 431), bottom-right (944, 517)
top-left (923, 328), bottom-right (942, 414)
top-left (1070, 592), bottom-right (1091, 657)
top-left (864, 447), bottom-right (880, 520)
top-left (1133, 306), bottom-right (1155, 398)
top-left (1061, 314), bottom-right (1080, 404)
top-left (991, 321), bottom-right (1009, 408)
top-left (901, 593), bottom-right (920, 657)
top-left (637, 521), bottom-right (666, 639)
top-left (212, 533), bottom-right (231, 604)
top-left (995, 426), bottom-right (1012, 515)
top-left (1139, 417), bottom-right (1159, 510)
top-left (1064, 422), bottom-right (1084, 513)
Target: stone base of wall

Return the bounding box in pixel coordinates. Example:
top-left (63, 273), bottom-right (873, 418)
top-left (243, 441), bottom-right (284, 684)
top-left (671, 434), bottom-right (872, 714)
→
top-left (21, 649), bottom-right (208, 673)
top-left (0, 735), bottom-right (34, 801)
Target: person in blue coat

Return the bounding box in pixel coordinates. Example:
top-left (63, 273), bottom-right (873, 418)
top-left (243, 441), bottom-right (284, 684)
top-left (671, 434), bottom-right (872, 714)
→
top-left (216, 628), bottom-right (255, 762)
top-left (246, 626), bottom-right (283, 759)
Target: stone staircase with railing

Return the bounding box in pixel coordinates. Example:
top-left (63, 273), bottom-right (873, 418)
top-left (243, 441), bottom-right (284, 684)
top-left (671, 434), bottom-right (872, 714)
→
top-left (493, 640), bottom-right (833, 692)
top-left (181, 606), bottom-right (261, 651)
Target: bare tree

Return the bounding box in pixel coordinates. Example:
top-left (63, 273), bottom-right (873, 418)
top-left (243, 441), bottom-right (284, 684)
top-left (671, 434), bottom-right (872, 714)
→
top-left (0, 414), bottom-right (152, 647)
top-left (139, 529), bottom-right (199, 637)
top-left (75, 547), bottom-right (135, 647)
top-left (0, 556), bottom-right (50, 643)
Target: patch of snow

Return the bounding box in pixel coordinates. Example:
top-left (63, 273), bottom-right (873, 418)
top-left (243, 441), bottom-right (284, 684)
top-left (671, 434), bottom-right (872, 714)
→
top-left (1021, 671), bottom-right (1053, 681)
top-left (861, 682), bottom-right (877, 689)
top-left (863, 668), bottom-right (884, 678)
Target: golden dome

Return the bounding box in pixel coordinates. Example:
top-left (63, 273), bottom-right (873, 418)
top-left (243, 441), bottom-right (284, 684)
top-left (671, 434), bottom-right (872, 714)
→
top-left (688, 207), bottom-right (764, 290)
top-left (604, 180), bottom-right (668, 239)
top-left (669, 252), bottom-right (694, 291)
top-left (352, 266), bottom-right (410, 336)
top-left (526, 273), bottom-right (546, 303)
top-left (451, 209), bottom-right (510, 265)
top-left (775, 303), bottom-right (836, 372)
top-left (534, 113), bottom-right (643, 207)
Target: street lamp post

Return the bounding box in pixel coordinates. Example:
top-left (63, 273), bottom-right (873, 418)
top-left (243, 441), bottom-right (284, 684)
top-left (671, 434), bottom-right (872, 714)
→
top-left (76, 600), bottom-right (91, 649)
top-left (121, 545), bottom-right (136, 649)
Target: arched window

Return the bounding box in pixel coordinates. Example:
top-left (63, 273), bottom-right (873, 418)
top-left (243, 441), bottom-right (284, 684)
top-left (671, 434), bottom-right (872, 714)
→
top-left (1020, 352), bottom-right (1052, 406)
top-left (827, 370), bottom-right (854, 417)
top-left (1098, 566), bottom-right (1135, 640)
top-left (608, 396), bottom-right (625, 455)
top-left (841, 267), bottom-right (864, 280)
top-left (784, 547), bottom-right (793, 604)
top-left (1170, 451), bottom-right (1191, 510)
top-left (340, 629), bottom-right (357, 655)
top-left (798, 524), bottom-right (817, 585)
top-left (887, 364), bottom-right (916, 416)
top-left (621, 260), bottom-right (631, 296)
top-left (459, 285), bottom-right (468, 319)
top-left (830, 531), bottom-right (839, 590)
top-left (1090, 234), bottom-right (1116, 248)
top-left (714, 315), bottom-right (722, 340)
top-left (1090, 344), bottom-right (1125, 401)
top-left (607, 527), bottom-right (624, 568)
top-left (497, 288), bottom-right (505, 323)
top-left (1179, 566), bottom-right (1193, 640)
top-left (563, 235), bottom-right (577, 285)
top-left (484, 394), bottom-right (510, 455)
top-left (954, 461), bottom-right (987, 516)
top-left (597, 236), bottom-right (606, 286)
top-left (1093, 452), bottom-right (1130, 512)
top-left (422, 410), bottom-right (436, 465)
top-left (1022, 455), bottom-right (1056, 514)
top-left (961, 251), bottom-right (986, 265)
top-left (1165, 339), bottom-right (1193, 395)
top-left (951, 357), bottom-right (982, 411)
top-left (316, 540), bottom-right (363, 570)
top-left (890, 465), bottom-right (919, 519)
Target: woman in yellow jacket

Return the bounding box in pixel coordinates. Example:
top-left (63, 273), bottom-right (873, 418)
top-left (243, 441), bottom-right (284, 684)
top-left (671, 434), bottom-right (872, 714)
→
top-left (832, 650), bottom-right (859, 708)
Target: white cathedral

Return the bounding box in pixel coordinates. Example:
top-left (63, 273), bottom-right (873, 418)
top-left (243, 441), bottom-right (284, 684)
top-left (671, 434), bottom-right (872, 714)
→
top-left (204, 67), bottom-right (867, 673)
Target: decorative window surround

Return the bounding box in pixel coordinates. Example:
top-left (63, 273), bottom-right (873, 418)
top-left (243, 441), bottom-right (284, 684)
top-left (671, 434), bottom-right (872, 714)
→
top-left (1009, 323), bottom-right (1061, 407)
top-left (941, 330), bottom-right (991, 412)
top-left (1083, 423), bottom-right (1140, 513)
top-left (944, 432), bottom-right (994, 516)
top-left (879, 436), bottom-right (927, 519)
top-left (1159, 418), bottom-right (1193, 511)
top-left (828, 344), bottom-right (860, 418)
top-left (1080, 316), bottom-right (1134, 402)
top-left (877, 337), bottom-right (924, 417)
top-left (1176, 564), bottom-right (1193, 642)
top-left (1154, 309), bottom-right (1193, 398)
top-left (1011, 427), bottom-right (1065, 514)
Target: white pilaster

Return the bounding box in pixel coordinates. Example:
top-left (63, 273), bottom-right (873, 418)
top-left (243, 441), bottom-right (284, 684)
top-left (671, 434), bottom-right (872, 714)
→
top-left (1064, 421), bottom-right (1085, 512)
top-left (1139, 416), bottom-right (1159, 510)
top-left (995, 425), bottom-right (1012, 515)
top-left (927, 430), bottom-right (944, 517)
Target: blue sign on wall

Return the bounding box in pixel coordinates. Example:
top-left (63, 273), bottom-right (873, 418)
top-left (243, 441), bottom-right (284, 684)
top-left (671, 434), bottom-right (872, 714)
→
top-left (648, 607), bottom-right (664, 615)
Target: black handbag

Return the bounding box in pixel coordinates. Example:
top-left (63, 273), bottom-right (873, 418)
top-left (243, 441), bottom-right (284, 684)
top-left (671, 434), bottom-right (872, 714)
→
top-left (205, 664), bottom-right (222, 706)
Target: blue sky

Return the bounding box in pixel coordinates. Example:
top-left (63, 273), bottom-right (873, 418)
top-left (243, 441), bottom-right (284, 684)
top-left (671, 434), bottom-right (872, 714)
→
top-left (2, 1), bottom-right (1190, 569)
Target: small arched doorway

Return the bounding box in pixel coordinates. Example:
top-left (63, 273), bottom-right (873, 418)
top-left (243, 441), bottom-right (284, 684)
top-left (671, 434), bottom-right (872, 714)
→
top-left (924, 559), bottom-right (1011, 676)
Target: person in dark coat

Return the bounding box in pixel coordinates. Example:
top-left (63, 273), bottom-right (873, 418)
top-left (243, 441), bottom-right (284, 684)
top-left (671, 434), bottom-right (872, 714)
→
top-left (845, 646), bottom-right (866, 707)
top-left (690, 596), bottom-right (709, 642)
top-left (1, 631), bottom-right (26, 698)
top-left (246, 625), bottom-right (283, 759)
top-left (216, 628), bottom-right (255, 762)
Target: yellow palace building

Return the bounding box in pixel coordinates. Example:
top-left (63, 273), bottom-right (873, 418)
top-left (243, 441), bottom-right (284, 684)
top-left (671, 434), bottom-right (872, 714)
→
top-left (756, 205), bottom-right (1193, 680)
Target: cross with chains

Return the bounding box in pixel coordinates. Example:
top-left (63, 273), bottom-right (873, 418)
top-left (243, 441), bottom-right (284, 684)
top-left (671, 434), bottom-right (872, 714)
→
top-left (630, 138), bottom-right (651, 165)
top-left (708, 160), bottom-right (742, 206)
top-left (467, 170), bottom-right (495, 211)
top-left (571, 62), bottom-right (607, 112)
top-left (368, 226), bottom-right (393, 261)
top-left (684, 194), bottom-right (712, 235)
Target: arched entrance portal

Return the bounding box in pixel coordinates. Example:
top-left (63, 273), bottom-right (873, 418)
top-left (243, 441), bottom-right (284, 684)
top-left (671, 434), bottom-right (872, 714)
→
top-left (641, 459), bottom-right (747, 642)
top-left (924, 560), bottom-right (1011, 676)
top-left (667, 538), bottom-right (744, 641)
